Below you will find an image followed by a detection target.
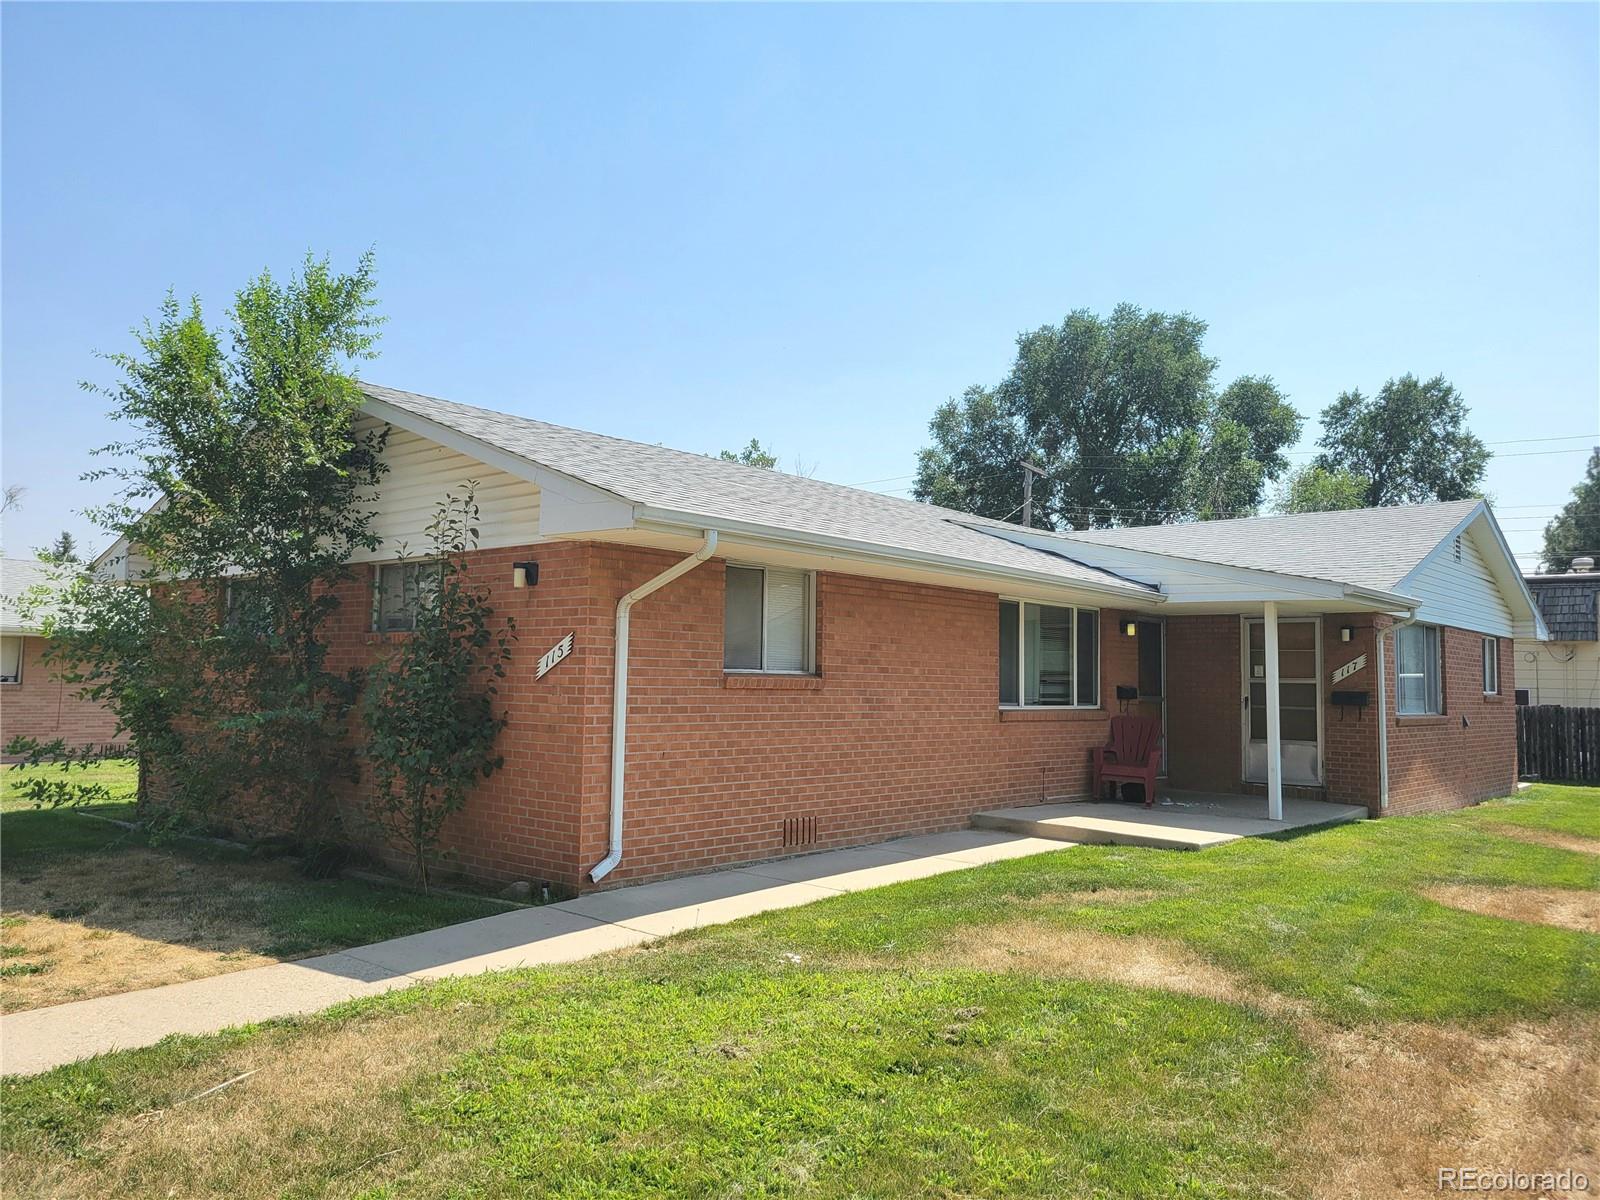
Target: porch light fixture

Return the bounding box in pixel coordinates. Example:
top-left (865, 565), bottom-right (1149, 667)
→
top-left (513, 561), bottom-right (539, 589)
top-left (1124, 621), bottom-right (1137, 637)
top-left (1340, 625), bottom-right (1354, 643)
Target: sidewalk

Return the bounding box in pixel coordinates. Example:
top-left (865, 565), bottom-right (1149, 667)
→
top-left (0, 828), bottom-right (1072, 1077)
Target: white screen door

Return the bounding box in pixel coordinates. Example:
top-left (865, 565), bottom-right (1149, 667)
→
top-left (1242, 617), bottom-right (1322, 786)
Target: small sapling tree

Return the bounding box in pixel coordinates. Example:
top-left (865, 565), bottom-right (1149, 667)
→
top-left (362, 486), bottom-right (515, 889)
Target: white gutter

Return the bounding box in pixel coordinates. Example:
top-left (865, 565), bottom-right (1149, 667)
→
top-left (589, 529), bottom-right (719, 883)
top-left (632, 509), bottom-right (1162, 603)
top-left (1375, 612), bottom-right (1419, 812)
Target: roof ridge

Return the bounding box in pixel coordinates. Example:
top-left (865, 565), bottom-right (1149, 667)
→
top-left (357, 380), bottom-right (1050, 530)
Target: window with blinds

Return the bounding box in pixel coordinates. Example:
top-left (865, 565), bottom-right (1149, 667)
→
top-left (724, 565), bottom-right (815, 673)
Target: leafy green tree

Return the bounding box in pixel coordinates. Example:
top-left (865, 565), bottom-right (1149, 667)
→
top-left (40, 253), bottom-right (389, 843)
top-left (38, 531), bottom-right (78, 563)
top-left (362, 486), bottom-right (515, 889)
top-left (1313, 374), bottom-right (1489, 507)
top-left (719, 439), bottom-right (779, 469)
top-left (912, 306), bottom-right (1303, 528)
top-left (1542, 448), bottom-right (1600, 572)
top-left (1271, 464), bottom-right (1371, 514)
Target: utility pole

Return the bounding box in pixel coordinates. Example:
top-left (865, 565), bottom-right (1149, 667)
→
top-left (1018, 460), bottom-right (1047, 528)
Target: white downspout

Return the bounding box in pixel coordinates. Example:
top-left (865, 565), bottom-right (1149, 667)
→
top-left (1376, 612), bottom-right (1418, 813)
top-left (589, 530), bottom-right (719, 883)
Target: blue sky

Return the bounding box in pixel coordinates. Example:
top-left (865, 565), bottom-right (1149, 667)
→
top-left (3, 2), bottom-right (1596, 567)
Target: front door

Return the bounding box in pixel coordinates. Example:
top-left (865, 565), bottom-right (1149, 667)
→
top-left (1135, 619), bottom-right (1167, 773)
top-left (1241, 617), bottom-right (1322, 786)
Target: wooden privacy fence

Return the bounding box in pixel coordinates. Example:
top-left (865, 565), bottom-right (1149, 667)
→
top-left (1517, 705), bottom-right (1600, 782)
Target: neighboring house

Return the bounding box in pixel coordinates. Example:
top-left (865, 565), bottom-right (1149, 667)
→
top-left (97, 384), bottom-right (1549, 892)
top-left (1515, 560), bottom-right (1600, 706)
top-left (0, 558), bottom-right (120, 756)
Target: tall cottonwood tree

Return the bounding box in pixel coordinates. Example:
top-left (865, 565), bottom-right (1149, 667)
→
top-left (912, 305), bottom-right (1302, 529)
top-left (1542, 448), bottom-right (1600, 572)
top-left (1312, 374), bottom-right (1489, 507)
top-left (46, 253), bottom-right (388, 841)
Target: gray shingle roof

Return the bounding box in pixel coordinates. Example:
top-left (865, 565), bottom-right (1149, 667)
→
top-left (1045, 500), bottom-right (1484, 594)
top-left (1525, 576), bottom-right (1600, 641)
top-left (359, 383), bottom-right (1156, 597)
top-left (1, 558), bottom-right (70, 633)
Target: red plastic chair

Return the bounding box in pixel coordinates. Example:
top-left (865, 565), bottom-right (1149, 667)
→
top-left (1091, 715), bottom-right (1163, 808)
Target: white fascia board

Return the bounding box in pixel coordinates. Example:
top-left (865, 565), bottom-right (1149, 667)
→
top-left (360, 395), bottom-right (638, 535)
top-left (1396, 503), bottom-right (1549, 641)
top-left (632, 508), bottom-right (1163, 604)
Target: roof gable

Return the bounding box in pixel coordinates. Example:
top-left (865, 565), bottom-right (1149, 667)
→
top-left (360, 383), bottom-right (1158, 600)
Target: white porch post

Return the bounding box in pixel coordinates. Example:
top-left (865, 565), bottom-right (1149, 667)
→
top-left (1262, 600), bottom-right (1284, 821)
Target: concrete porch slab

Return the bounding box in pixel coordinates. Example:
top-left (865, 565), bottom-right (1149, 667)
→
top-left (970, 790), bottom-right (1367, 850)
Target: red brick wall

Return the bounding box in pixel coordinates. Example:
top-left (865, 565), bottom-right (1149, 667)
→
top-left (1322, 615), bottom-right (1381, 812)
top-left (1162, 612), bottom-right (1514, 817)
top-left (578, 545), bottom-right (1141, 887)
top-left (1381, 619), bottom-right (1518, 815)
top-left (0, 636), bottom-right (122, 754)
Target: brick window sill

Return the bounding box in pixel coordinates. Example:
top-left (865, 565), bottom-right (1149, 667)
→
top-left (723, 673), bottom-right (824, 691)
top-left (1395, 714), bottom-right (1449, 727)
top-left (999, 707), bottom-right (1106, 723)
top-left (364, 631), bottom-right (416, 645)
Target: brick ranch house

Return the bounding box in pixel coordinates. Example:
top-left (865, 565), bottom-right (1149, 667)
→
top-left (95, 384), bottom-right (1550, 893)
top-left (0, 558), bottom-right (121, 758)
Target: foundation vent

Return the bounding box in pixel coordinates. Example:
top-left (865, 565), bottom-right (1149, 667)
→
top-left (782, 816), bottom-right (818, 847)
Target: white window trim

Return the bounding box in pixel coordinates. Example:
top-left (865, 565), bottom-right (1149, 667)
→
top-left (997, 597), bottom-right (1101, 710)
top-left (371, 559), bottom-right (442, 634)
top-left (1482, 636), bottom-right (1499, 695)
top-left (1395, 622), bottom-right (1443, 716)
top-left (723, 563), bottom-right (817, 675)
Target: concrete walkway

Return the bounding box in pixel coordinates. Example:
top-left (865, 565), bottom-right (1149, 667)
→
top-left (0, 828), bottom-right (1071, 1077)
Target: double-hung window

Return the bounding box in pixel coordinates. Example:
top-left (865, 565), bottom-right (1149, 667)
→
top-left (374, 561), bottom-right (442, 633)
top-left (1482, 636), bottom-right (1499, 695)
top-left (998, 600), bottom-right (1099, 707)
top-left (1395, 623), bottom-right (1442, 715)
top-left (724, 565), bottom-right (814, 673)
top-left (224, 580), bottom-right (275, 639)
top-left (0, 636), bottom-right (22, 684)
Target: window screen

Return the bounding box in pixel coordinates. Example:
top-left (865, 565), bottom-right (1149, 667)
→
top-left (1396, 624), bottom-right (1441, 715)
top-left (997, 600), bottom-right (1097, 708)
top-left (723, 565), bottom-right (813, 672)
top-left (375, 562), bottom-right (441, 632)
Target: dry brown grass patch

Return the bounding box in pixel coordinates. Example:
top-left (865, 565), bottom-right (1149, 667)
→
top-left (923, 917), bottom-right (1599, 1199)
top-left (1425, 884), bottom-right (1600, 933)
top-left (1485, 825), bottom-right (1600, 856)
top-left (2, 999), bottom-right (507, 1200)
top-left (916, 918), bottom-right (1252, 1007)
top-left (1287, 1015), bottom-right (1600, 1199)
top-left (1, 850), bottom-right (325, 1012)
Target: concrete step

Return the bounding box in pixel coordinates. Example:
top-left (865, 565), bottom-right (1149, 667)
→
top-left (970, 794), bottom-right (1367, 851)
top-left (970, 808), bottom-right (1217, 850)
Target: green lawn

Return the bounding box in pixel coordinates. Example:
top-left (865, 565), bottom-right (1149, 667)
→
top-left (0, 759), bottom-right (505, 1011)
top-left (3, 785), bottom-right (1597, 1200)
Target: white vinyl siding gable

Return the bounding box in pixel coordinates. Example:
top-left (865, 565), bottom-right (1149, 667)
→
top-left (1398, 520), bottom-right (1514, 638)
top-left (352, 416), bottom-right (541, 562)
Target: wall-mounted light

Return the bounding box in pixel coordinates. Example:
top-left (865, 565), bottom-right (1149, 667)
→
top-left (1339, 625), bottom-right (1354, 643)
top-left (1124, 620), bottom-right (1138, 637)
top-left (512, 561), bottom-right (539, 589)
